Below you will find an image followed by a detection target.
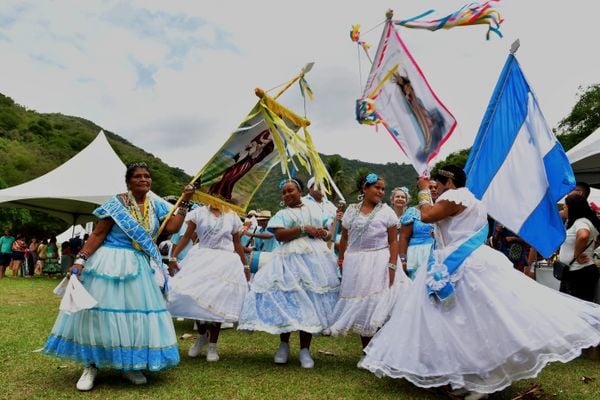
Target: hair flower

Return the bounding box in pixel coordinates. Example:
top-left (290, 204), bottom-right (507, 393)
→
top-left (366, 173), bottom-right (378, 184)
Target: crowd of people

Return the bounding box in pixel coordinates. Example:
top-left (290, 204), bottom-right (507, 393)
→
top-left (6, 161), bottom-right (596, 399)
top-left (0, 231), bottom-right (87, 279)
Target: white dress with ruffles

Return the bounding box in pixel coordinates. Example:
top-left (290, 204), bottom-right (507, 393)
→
top-left (238, 201), bottom-right (340, 334)
top-left (329, 203), bottom-right (407, 336)
top-left (167, 207), bottom-right (248, 323)
top-left (361, 188), bottom-right (600, 394)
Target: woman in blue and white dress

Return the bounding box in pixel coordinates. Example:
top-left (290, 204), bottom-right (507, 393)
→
top-left (361, 165), bottom-right (600, 400)
top-left (43, 163), bottom-right (194, 391)
top-left (329, 173), bottom-right (401, 357)
top-left (238, 178), bottom-right (340, 368)
top-left (167, 205), bottom-right (250, 362)
top-left (398, 203), bottom-right (435, 280)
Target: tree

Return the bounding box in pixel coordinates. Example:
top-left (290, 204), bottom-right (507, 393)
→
top-left (557, 83), bottom-right (600, 151)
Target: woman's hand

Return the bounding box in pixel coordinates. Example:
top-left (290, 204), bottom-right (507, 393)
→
top-left (181, 184), bottom-right (195, 202)
top-left (304, 225), bottom-right (319, 238)
top-left (417, 177), bottom-right (430, 191)
top-left (168, 260), bottom-right (180, 276)
top-left (69, 264), bottom-right (83, 276)
top-left (389, 268), bottom-right (396, 287)
top-left (576, 253), bottom-right (591, 265)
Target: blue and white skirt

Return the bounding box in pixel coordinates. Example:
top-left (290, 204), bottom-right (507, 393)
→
top-left (42, 246), bottom-right (180, 371)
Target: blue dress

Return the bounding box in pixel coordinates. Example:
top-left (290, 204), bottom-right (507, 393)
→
top-left (400, 206), bottom-right (434, 280)
top-left (238, 202), bottom-right (340, 334)
top-left (43, 194), bottom-right (180, 371)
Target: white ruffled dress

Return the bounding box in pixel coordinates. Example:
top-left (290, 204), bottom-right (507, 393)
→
top-left (329, 203), bottom-right (408, 336)
top-left (238, 202), bottom-right (340, 334)
top-left (361, 188), bottom-right (600, 394)
top-left (167, 207), bottom-right (248, 323)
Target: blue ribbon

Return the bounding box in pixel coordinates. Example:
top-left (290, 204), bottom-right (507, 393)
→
top-left (426, 223), bottom-right (488, 302)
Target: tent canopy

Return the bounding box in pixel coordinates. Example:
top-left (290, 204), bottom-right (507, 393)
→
top-left (0, 131), bottom-right (126, 224)
top-left (567, 127), bottom-right (600, 188)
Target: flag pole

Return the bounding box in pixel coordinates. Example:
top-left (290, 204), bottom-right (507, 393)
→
top-left (273, 63), bottom-right (314, 99)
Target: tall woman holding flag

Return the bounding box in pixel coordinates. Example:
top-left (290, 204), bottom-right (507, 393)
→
top-left (43, 163), bottom-right (195, 391)
top-left (360, 165), bottom-right (600, 400)
top-left (238, 178), bottom-right (340, 368)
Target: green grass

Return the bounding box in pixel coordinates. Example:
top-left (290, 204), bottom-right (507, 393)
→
top-left (0, 276), bottom-right (599, 400)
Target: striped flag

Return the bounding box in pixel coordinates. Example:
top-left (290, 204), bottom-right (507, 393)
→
top-left (465, 53), bottom-right (575, 257)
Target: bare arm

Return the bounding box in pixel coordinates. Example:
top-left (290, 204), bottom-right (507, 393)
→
top-left (574, 228), bottom-right (592, 264)
top-left (70, 219), bottom-right (114, 274)
top-left (233, 232), bottom-right (251, 281)
top-left (398, 224), bottom-right (412, 273)
top-left (171, 222), bottom-right (196, 260)
top-left (337, 227), bottom-right (348, 272)
top-left (387, 225), bottom-right (398, 286)
top-left (420, 200), bottom-right (465, 224)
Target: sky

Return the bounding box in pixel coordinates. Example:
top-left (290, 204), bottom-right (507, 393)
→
top-left (1, 0), bottom-right (598, 175)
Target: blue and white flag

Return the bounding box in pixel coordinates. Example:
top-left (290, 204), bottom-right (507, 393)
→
top-left (465, 54), bottom-right (575, 258)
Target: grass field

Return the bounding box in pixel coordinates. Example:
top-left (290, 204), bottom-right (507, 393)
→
top-left (0, 276), bottom-right (599, 400)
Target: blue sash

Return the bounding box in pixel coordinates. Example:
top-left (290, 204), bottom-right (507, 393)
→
top-left (96, 195), bottom-right (163, 268)
top-left (426, 224), bottom-right (488, 302)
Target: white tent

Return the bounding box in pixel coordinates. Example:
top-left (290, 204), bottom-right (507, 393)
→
top-left (56, 224), bottom-right (87, 244)
top-left (567, 127), bottom-right (600, 188)
top-left (0, 131), bottom-right (126, 224)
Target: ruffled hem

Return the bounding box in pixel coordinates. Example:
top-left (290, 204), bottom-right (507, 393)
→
top-left (236, 320), bottom-right (327, 335)
top-left (43, 336), bottom-right (179, 371)
top-left (362, 337), bottom-right (600, 394)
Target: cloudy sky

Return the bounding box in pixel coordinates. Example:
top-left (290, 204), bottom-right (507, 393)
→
top-left (1, 0), bottom-right (598, 175)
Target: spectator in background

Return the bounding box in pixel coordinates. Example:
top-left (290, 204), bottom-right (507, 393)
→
top-left (69, 234), bottom-right (83, 256)
top-left (10, 234), bottom-right (27, 277)
top-left (27, 238), bottom-right (40, 277)
top-left (303, 177), bottom-right (338, 229)
top-left (492, 223), bottom-right (533, 274)
top-left (36, 238), bottom-right (48, 274)
top-left (0, 229), bottom-right (15, 279)
top-left (42, 237), bottom-right (61, 277)
top-left (559, 194), bottom-right (600, 301)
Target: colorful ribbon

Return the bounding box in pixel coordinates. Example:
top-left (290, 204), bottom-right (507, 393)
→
top-left (395, 1), bottom-right (504, 40)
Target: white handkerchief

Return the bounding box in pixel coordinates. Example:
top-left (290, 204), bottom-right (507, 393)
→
top-left (59, 275), bottom-right (98, 313)
top-left (53, 277), bottom-right (69, 297)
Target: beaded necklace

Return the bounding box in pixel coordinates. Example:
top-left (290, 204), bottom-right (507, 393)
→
top-left (347, 201), bottom-right (383, 248)
top-left (123, 192), bottom-right (155, 248)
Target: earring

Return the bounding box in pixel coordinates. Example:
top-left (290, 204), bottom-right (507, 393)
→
top-left (279, 201), bottom-right (285, 207)
top-left (357, 193), bottom-right (364, 201)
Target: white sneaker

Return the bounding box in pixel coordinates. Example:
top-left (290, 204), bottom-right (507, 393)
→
top-left (123, 370), bottom-right (147, 385)
top-left (221, 322), bottom-right (234, 329)
top-left (464, 392), bottom-right (488, 400)
top-left (76, 366), bottom-right (97, 391)
top-left (188, 333), bottom-right (208, 358)
top-left (299, 348), bottom-right (314, 369)
top-left (274, 342), bottom-right (289, 364)
top-left (206, 343), bottom-right (220, 362)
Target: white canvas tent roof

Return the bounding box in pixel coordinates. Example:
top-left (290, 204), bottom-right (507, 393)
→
top-left (567, 127), bottom-right (600, 188)
top-left (0, 131), bottom-right (126, 225)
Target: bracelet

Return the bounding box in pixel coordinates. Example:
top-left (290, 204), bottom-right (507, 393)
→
top-left (417, 189), bottom-right (432, 206)
top-left (399, 254), bottom-right (407, 262)
top-left (168, 257), bottom-right (177, 263)
top-left (74, 258), bottom-right (87, 266)
top-left (76, 251), bottom-right (90, 261)
top-left (244, 264), bottom-right (250, 271)
top-left (299, 224), bottom-right (305, 234)
top-left (387, 263), bottom-right (397, 271)
top-left (180, 200), bottom-right (193, 211)
top-left (175, 207), bottom-right (188, 216)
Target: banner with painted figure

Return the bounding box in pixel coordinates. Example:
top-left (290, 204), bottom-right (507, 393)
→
top-left (189, 90), bottom-right (329, 215)
top-left (356, 21), bottom-right (456, 175)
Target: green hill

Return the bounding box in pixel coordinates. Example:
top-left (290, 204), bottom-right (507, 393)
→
top-left (0, 92), bottom-right (417, 237)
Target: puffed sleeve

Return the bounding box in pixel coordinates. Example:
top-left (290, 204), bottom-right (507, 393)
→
top-left (267, 209), bottom-right (288, 232)
top-left (399, 207), bottom-right (419, 226)
top-left (341, 204), bottom-right (356, 230)
top-left (230, 213), bottom-right (243, 234)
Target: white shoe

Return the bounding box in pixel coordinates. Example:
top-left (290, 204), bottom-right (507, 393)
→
top-left (206, 343), bottom-right (220, 362)
top-left (123, 370), bottom-right (147, 385)
top-left (188, 333), bottom-right (208, 358)
top-left (464, 392), bottom-right (488, 400)
top-left (221, 322), bottom-right (234, 329)
top-left (299, 348), bottom-right (314, 369)
top-left (321, 328), bottom-right (332, 336)
top-left (76, 366), bottom-right (97, 391)
top-left (274, 342), bottom-right (289, 364)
